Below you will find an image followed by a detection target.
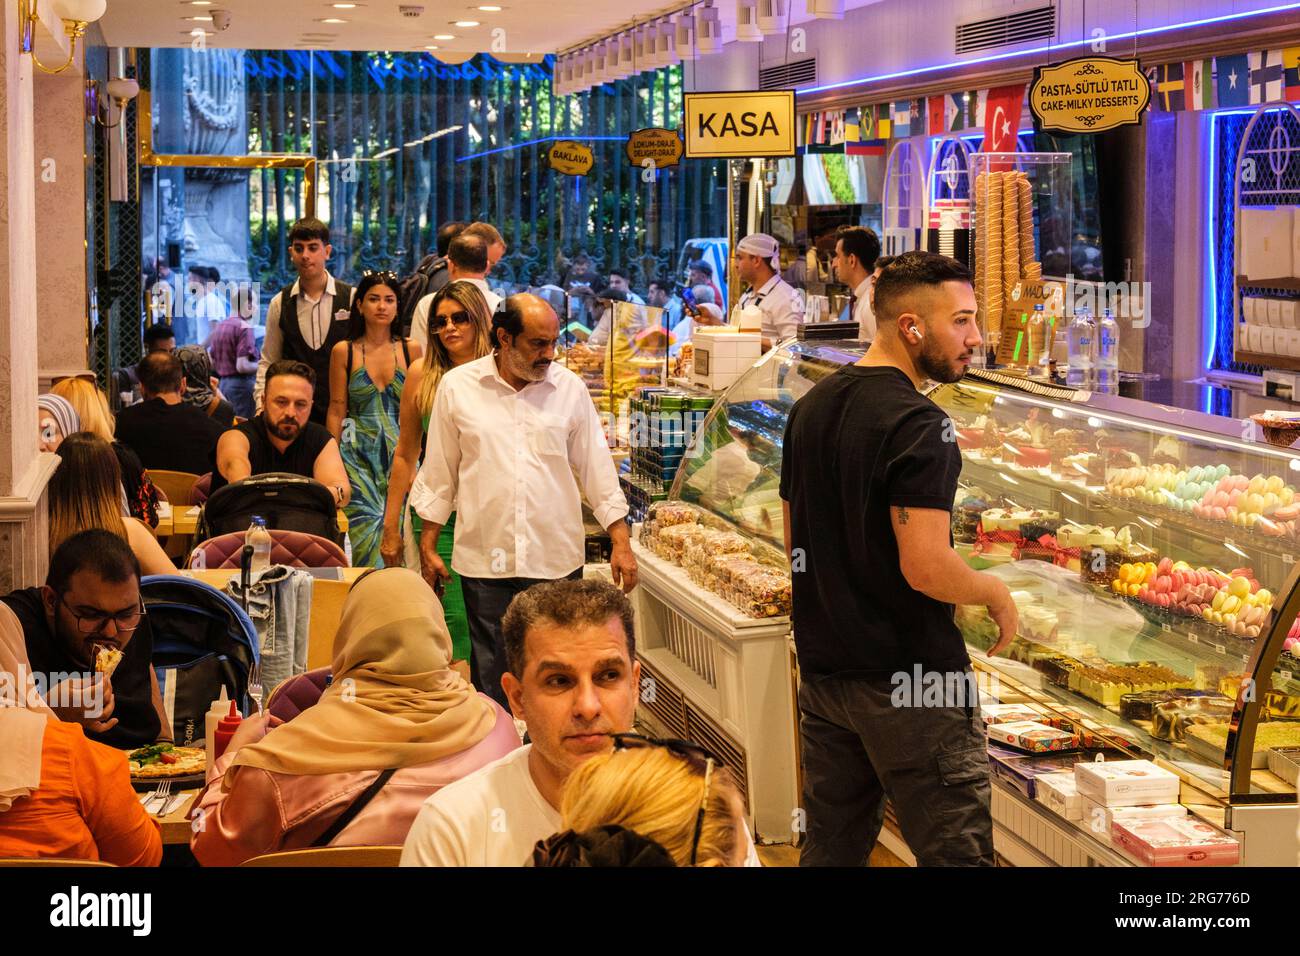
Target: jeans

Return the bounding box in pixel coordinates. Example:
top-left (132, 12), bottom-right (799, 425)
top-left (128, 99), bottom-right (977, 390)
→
top-left (797, 670), bottom-right (995, 867)
top-left (226, 566), bottom-right (312, 701)
top-left (220, 375), bottom-right (255, 420)
top-left (460, 567), bottom-right (583, 707)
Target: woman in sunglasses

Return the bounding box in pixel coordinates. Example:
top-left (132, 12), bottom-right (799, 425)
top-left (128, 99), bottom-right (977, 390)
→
top-left (537, 734), bottom-right (757, 867)
top-left (327, 272), bottom-right (422, 568)
top-left (380, 281), bottom-right (492, 663)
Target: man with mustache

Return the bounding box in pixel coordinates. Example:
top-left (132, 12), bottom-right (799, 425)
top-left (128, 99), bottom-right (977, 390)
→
top-left (411, 294), bottom-right (637, 708)
top-left (210, 359), bottom-right (351, 505)
top-left (780, 251), bottom-right (1017, 867)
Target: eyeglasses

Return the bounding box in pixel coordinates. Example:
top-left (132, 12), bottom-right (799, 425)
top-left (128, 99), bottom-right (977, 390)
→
top-left (612, 733), bottom-right (718, 865)
top-left (57, 593), bottom-right (146, 635)
top-left (433, 310), bottom-right (472, 331)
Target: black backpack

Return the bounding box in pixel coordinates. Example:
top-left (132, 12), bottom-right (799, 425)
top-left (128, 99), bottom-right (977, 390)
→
top-left (197, 472), bottom-right (342, 544)
top-left (143, 575), bottom-right (260, 748)
top-left (397, 253), bottom-right (449, 337)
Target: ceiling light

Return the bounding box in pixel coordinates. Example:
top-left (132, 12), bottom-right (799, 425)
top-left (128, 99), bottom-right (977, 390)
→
top-left (321, 17), bottom-right (348, 23)
top-left (425, 44), bottom-right (439, 49)
top-left (434, 33), bottom-right (454, 39)
top-left (185, 15), bottom-right (212, 20)
top-left (453, 19), bottom-right (479, 26)
top-left (476, 4), bottom-right (502, 10)
top-left (332, 2), bottom-right (358, 7)
top-left (188, 1), bottom-right (212, 5)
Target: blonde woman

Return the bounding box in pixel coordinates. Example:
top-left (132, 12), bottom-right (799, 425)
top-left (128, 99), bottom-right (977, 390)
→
top-left (47, 432), bottom-right (173, 576)
top-left (51, 377), bottom-right (160, 528)
top-left (535, 736), bottom-right (755, 867)
top-left (379, 280), bottom-right (492, 662)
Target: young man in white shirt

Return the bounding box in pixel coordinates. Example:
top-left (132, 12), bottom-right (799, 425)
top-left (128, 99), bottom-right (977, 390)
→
top-left (733, 233), bottom-right (804, 351)
top-left (410, 293), bottom-right (637, 707)
top-left (832, 226), bottom-right (883, 343)
top-left (254, 217), bottom-right (355, 424)
top-left (400, 579), bottom-right (761, 866)
top-left (411, 233), bottom-right (502, 351)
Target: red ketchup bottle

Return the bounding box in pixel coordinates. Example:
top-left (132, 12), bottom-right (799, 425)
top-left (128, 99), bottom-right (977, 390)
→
top-left (213, 700), bottom-right (243, 761)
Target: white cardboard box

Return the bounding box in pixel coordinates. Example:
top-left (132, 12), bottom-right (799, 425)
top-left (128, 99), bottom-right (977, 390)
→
top-left (1245, 325), bottom-right (1260, 352)
top-left (1268, 298), bottom-right (1284, 326)
top-left (1077, 796), bottom-right (1187, 842)
top-left (1073, 759), bottom-right (1181, 807)
top-left (1035, 770), bottom-right (1083, 821)
top-left (1261, 327), bottom-right (1276, 354)
top-left (1244, 297), bottom-right (1259, 323)
top-left (1281, 300), bottom-right (1299, 330)
top-left (1241, 207), bottom-right (1295, 281)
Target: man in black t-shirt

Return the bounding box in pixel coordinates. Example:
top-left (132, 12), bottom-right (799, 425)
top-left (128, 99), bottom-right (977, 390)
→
top-left (116, 351), bottom-right (227, 476)
top-left (210, 359), bottom-right (351, 503)
top-left (2, 530), bottom-right (171, 749)
top-left (780, 251), bottom-right (1018, 867)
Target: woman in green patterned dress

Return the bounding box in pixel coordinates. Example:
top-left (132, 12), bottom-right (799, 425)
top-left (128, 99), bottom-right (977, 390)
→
top-left (380, 281), bottom-right (492, 663)
top-left (327, 272), bottom-right (422, 568)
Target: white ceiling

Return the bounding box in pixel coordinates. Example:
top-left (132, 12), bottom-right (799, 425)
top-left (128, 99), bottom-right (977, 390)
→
top-left (98, 0), bottom-right (881, 57)
top-left (100, 0), bottom-right (688, 56)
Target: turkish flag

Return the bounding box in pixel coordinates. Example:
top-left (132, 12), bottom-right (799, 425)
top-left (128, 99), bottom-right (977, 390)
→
top-left (982, 82), bottom-right (1025, 153)
top-left (928, 95), bottom-right (945, 135)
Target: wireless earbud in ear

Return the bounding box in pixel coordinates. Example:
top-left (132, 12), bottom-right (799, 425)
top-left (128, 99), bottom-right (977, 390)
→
top-left (909, 325), bottom-right (921, 339)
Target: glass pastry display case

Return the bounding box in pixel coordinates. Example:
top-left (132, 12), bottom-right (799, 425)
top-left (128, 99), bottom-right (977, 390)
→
top-left (633, 337), bottom-right (1300, 864)
top-left (559, 298), bottom-right (672, 421)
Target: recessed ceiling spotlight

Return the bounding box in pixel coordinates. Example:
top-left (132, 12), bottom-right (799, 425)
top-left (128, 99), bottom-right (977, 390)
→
top-left (332, 2), bottom-right (358, 7)
top-left (453, 20), bottom-right (479, 27)
top-left (320, 17), bottom-right (348, 23)
top-left (186, 15), bottom-right (213, 20)
top-left (434, 33), bottom-right (454, 39)
top-left (425, 44), bottom-right (439, 49)
top-left (476, 5), bottom-right (503, 10)
top-left (188, 1), bottom-right (213, 5)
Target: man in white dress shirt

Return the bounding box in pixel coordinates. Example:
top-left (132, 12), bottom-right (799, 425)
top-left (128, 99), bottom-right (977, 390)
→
top-left (411, 233), bottom-right (503, 352)
top-left (832, 226), bottom-right (883, 343)
top-left (410, 293), bottom-right (637, 706)
top-left (732, 232), bottom-right (804, 351)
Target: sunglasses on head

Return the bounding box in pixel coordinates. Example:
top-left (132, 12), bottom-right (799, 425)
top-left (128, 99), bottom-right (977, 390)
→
top-left (611, 733), bottom-right (719, 865)
top-left (361, 270), bottom-right (401, 283)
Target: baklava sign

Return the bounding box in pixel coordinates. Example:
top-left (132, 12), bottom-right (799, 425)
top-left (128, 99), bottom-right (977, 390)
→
top-left (1030, 56), bottom-right (1150, 134)
top-left (545, 140), bottom-right (595, 177)
top-left (683, 90), bottom-right (796, 158)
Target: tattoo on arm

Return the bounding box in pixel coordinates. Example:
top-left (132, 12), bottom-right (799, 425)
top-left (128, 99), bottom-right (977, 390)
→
top-left (897, 506), bottom-right (909, 525)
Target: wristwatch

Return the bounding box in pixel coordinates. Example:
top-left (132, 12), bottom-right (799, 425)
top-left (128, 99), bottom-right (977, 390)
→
top-left (333, 484), bottom-right (344, 504)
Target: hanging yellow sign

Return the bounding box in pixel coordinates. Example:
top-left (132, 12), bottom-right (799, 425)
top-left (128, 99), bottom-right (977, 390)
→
top-left (1030, 56), bottom-right (1150, 134)
top-left (545, 140), bottom-right (595, 176)
top-left (625, 127), bottom-right (684, 168)
top-left (683, 90), bottom-right (796, 158)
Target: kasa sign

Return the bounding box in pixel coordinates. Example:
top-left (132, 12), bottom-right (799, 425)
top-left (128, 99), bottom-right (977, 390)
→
top-left (683, 90), bottom-right (796, 158)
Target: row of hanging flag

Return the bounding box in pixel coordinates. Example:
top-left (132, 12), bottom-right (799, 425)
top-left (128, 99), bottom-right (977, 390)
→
top-left (798, 46), bottom-right (1300, 154)
top-left (1147, 48), bottom-right (1300, 112)
top-left (799, 84), bottom-right (1027, 154)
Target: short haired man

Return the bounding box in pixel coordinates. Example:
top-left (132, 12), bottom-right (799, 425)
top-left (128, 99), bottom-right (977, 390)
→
top-left (2, 529), bottom-right (172, 748)
top-left (870, 255), bottom-right (895, 320)
top-left (648, 278), bottom-right (688, 354)
top-left (436, 220), bottom-right (468, 258)
top-left (832, 226), bottom-right (883, 342)
top-left (180, 265), bottom-right (226, 348)
top-left (207, 286), bottom-right (261, 420)
top-left (211, 359), bottom-right (351, 503)
top-left (400, 579), bottom-right (760, 866)
top-left (411, 233), bottom-right (502, 352)
top-left (461, 221), bottom-right (507, 273)
top-left (606, 269), bottom-right (645, 306)
top-left (411, 294), bottom-right (637, 708)
top-left (254, 217), bottom-right (355, 423)
top-left (115, 351), bottom-right (227, 476)
top-left (687, 258), bottom-right (723, 307)
top-left (733, 233), bottom-right (804, 351)
top-left (143, 323), bottom-right (176, 354)
top-left (780, 251), bottom-right (1017, 867)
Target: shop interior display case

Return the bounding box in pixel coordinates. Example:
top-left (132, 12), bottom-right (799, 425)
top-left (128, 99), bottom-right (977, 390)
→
top-left (633, 336), bottom-right (1300, 863)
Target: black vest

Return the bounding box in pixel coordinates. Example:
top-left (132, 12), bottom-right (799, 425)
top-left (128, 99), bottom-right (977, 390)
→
top-left (277, 279), bottom-right (354, 424)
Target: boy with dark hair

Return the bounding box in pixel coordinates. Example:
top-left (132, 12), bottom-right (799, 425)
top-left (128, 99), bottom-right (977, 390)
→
top-left (2, 529), bottom-right (171, 748)
top-left (254, 216), bottom-right (354, 424)
top-left (142, 323), bottom-right (176, 354)
top-left (781, 250), bottom-right (1016, 868)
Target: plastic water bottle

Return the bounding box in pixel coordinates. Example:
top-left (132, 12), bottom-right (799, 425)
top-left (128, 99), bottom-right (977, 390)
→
top-left (1096, 308), bottom-right (1120, 391)
top-left (247, 516), bottom-right (272, 574)
top-left (1066, 308), bottom-right (1096, 388)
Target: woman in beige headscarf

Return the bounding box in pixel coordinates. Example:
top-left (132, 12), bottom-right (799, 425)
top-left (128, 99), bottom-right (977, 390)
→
top-left (0, 603), bottom-right (162, 864)
top-left (190, 567), bottom-right (521, 865)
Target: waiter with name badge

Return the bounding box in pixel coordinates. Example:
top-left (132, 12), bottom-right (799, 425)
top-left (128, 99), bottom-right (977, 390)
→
top-left (731, 233), bottom-right (804, 352)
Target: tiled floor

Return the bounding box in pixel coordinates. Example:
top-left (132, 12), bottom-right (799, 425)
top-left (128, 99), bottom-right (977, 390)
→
top-left (755, 842), bottom-right (908, 867)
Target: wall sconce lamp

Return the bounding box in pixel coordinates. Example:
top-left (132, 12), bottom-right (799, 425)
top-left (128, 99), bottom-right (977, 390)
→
top-left (19, 0), bottom-right (107, 75)
top-left (85, 75), bottom-right (138, 128)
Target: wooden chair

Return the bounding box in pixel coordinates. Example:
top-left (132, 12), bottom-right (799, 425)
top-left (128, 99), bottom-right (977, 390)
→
top-left (240, 845), bottom-right (403, 867)
top-left (0, 857), bottom-right (116, 866)
top-left (149, 469), bottom-right (202, 561)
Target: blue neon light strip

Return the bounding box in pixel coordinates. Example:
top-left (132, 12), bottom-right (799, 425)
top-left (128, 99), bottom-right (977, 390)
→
top-left (802, 2), bottom-right (1300, 95)
top-left (457, 134), bottom-right (625, 163)
top-left (1205, 108), bottom-right (1261, 381)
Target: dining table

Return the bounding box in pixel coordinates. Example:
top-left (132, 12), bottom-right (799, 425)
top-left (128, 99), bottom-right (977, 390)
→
top-left (153, 501), bottom-right (350, 537)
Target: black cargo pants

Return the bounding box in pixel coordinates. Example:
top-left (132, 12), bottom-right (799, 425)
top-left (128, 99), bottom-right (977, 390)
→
top-left (796, 671), bottom-right (995, 866)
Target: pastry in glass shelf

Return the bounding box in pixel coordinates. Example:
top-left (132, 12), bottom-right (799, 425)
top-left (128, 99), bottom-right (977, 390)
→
top-left (1015, 516), bottom-right (1062, 563)
top-left (952, 488), bottom-right (993, 543)
top-left (1019, 605), bottom-right (1059, 643)
top-left (986, 719), bottom-right (1080, 753)
top-left (1058, 451), bottom-right (1101, 484)
top-left (1149, 434), bottom-right (1182, 467)
top-left (1150, 695), bottom-right (1235, 741)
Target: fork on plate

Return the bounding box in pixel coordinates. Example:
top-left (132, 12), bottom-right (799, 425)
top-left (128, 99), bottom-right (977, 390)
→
top-left (246, 661), bottom-right (263, 715)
